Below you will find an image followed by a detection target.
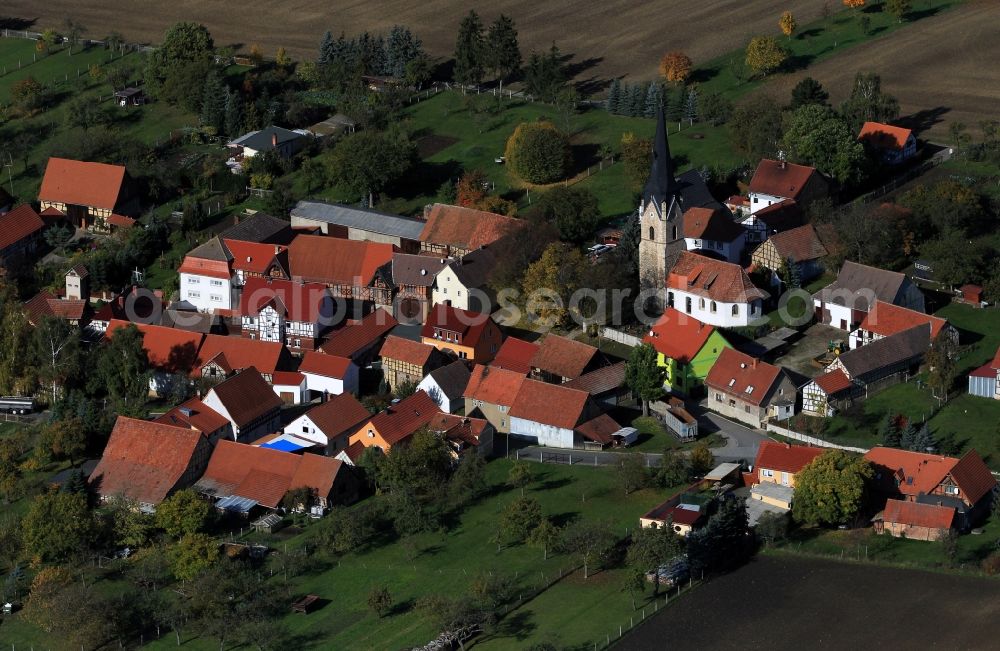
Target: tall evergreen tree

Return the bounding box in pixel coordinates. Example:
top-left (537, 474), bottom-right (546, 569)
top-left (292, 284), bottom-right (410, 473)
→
top-left (913, 423), bottom-right (936, 453)
top-left (899, 420), bottom-right (917, 451)
top-left (790, 77), bottom-right (830, 109)
top-left (627, 83), bottom-right (644, 117)
top-left (607, 78), bottom-right (622, 114)
top-left (199, 72), bottom-right (227, 133)
top-left (684, 87), bottom-right (699, 125)
top-left (318, 30), bottom-right (335, 64)
top-left (643, 82), bottom-right (662, 118)
top-left (385, 25), bottom-right (423, 79)
top-left (224, 89), bottom-right (243, 138)
top-left (524, 43), bottom-right (566, 103)
top-left (664, 84), bottom-right (685, 123)
top-left (879, 414), bottom-right (901, 447)
top-left (453, 10), bottom-right (486, 85)
top-left (485, 14), bottom-right (521, 94)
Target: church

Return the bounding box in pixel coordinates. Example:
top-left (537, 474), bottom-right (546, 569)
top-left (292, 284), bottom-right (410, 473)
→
top-left (638, 107), bottom-right (742, 308)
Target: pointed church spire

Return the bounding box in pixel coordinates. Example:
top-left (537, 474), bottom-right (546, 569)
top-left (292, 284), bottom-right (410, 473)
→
top-left (643, 105), bottom-right (680, 215)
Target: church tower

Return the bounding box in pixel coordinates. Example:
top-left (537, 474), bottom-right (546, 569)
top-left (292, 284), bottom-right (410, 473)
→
top-left (638, 106), bottom-right (685, 302)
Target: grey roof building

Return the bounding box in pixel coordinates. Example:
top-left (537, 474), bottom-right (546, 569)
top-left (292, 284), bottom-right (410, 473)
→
top-left (220, 213), bottom-right (294, 245)
top-left (290, 200), bottom-right (424, 253)
top-left (831, 323), bottom-right (931, 384)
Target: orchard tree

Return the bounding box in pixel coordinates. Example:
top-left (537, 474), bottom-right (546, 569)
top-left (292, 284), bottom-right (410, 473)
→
top-left (327, 129), bottom-right (417, 207)
top-left (843, 0), bottom-right (866, 10)
top-left (729, 94), bottom-right (784, 162)
top-left (779, 11), bottom-right (797, 38)
top-left (626, 524), bottom-right (683, 594)
top-left (615, 453), bottom-right (649, 495)
top-left (535, 186), bottom-right (600, 243)
top-left (620, 132), bottom-right (653, 190)
top-left (499, 495), bottom-right (543, 544)
top-left (169, 532), bottom-right (219, 581)
top-left (486, 14), bottom-right (521, 93)
top-left (560, 519), bottom-right (616, 579)
top-left (156, 488), bottom-right (212, 538)
top-left (745, 36), bottom-right (787, 77)
top-left (625, 343), bottom-right (666, 416)
top-left (782, 104), bottom-right (867, 185)
top-left (96, 323), bottom-right (150, 416)
top-left (367, 584), bottom-right (393, 618)
top-left (926, 332), bottom-right (958, 401)
top-left (659, 51), bottom-right (693, 84)
top-left (504, 121), bottom-right (571, 184)
top-left (840, 72), bottom-right (900, 133)
top-left (792, 451), bottom-right (873, 526)
top-left (790, 77), bottom-right (830, 109)
top-left (453, 10), bottom-right (486, 85)
top-left (528, 518), bottom-right (559, 560)
top-left (23, 491), bottom-right (94, 562)
top-left (508, 460), bottom-right (533, 495)
top-left (886, 0), bottom-right (912, 22)
top-left (11, 77), bottom-right (44, 112)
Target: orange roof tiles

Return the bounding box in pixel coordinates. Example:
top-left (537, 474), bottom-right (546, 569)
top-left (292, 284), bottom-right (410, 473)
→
top-left (766, 223), bottom-right (828, 262)
top-left (301, 393), bottom-right (370, 439)
top-left (239, 276), bottom-right (329, 323)
top-left (491, 337), bottom-right (539, 374)
top-left (90, 416), bottom-right (207, 504)
top-left (864, 447), bottom-right (996, 504)
top-left (813, 368), bottom-right (853, 395)
top-left (509, 379), bottom-right (589, 430)
top-left (380, 335), bottom-right (437, 368)
top-left (705, 348), bottom-right (785, 407)
top-left (753, 440), bottom-right (825, 475)
top-left (364, 390), bottom-right (441, 446)
top-left (419, 203), bottom-right (523, 250)
top-left (106, 214), bottom-right (136, 228)
top-left (881, 498), bottom-right (955, 530)
top-left (224, 239), bottom-right (288, 274)
top-left (195, 334), bottom-right (286, 377)
top-left (464, 364), bottom-right (526, 406)
top-left (749, 159), bottom-right (819, 200)
top-left (859, 122), bottom-right (913, 151)
top-left (297, 351), bottom-right (353, 379)
top-left (0, 205), bottom-right (45, 251)
top-left (859, 301), bottom-right (949, 340)
top-left (106, 320), bottom-right (204, 374)
top-left (643, 308), bottom-right (718, 364)
top-left (155, 398), bottom-right (230, 434)
top-left (39, 157), bottom-right (126, 210)
top-left (320, 308), bottom-right (398, 358)
top-left (667, 251), bottom-right (768, 304)
top-left (288, 235), bottom-right (393, 286)
top-left (530, 334), bottom-right (599, 380)
top-left (682, 207), bottom-right (744, 242)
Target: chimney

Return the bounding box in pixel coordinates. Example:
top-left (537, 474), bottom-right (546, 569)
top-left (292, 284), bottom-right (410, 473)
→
top-left (275, 245), bottom-right (280, 255)
top-left (322, 390), bottom-right (329, 404)
top-left (272, 132), bottom-right (278, 147)
top-left (752, 359), bottom-right (758, 368)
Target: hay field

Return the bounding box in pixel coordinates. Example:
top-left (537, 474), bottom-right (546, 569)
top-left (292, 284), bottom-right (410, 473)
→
top-left (0, 0), bottom-right (830, 81)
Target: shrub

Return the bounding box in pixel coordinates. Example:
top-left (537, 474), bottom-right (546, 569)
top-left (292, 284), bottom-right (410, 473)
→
top-left (504, 121), bottom-right (571, 184)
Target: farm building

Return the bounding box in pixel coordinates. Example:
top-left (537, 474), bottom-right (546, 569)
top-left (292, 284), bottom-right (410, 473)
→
top-left (38, 158), bottom-right (139, 231)
top-left (849, 300), bottom-right (955, 350)
top-left (704, 349), bottom-right (796, 428)
top-left (813, 260), bottom-right (926, 331)
top-left (747, 159), bottom-right (828, 217)
top-left (826, 323), bottom-right (931, 394)
top-left (750, 223), bottom-right (828, 286)
top-left (290, 200), bottom-right (424, 252)
top-left (872, 499), bottom-right (955, 541)
top-left (968, 348), bottom-right (1000, 399)
top-left (858, 122), bottom-right (917, 165)
top-left (801, 369), bottom-right (854, 417)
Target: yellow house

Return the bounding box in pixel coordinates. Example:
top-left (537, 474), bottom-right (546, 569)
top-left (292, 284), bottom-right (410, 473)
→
top-left (752, 440), bottom-right (826, 489)
top-left (348, 390), bottom-right (439, 453)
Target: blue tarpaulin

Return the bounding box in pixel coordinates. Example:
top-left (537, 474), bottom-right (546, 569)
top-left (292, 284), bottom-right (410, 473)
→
top-left (216, 495), bottom-right (258, 513)
top-left (260, 439), bottom-right (309, 452)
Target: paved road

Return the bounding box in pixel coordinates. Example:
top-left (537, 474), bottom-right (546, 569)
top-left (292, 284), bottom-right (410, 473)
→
top-left (509, 413), bottom-right (769, 467)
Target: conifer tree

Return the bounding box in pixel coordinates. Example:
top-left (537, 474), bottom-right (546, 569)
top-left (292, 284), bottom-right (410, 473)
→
top-left (199, 72), bottom-right (226, 133)
top-left (453, 10), bottom-right (486, 85)
top-left (644, 82), bottom-right (662, 118)
top-left (318, 30), bottom-right (334, 64)
top-left (899, 421), bottom-right (917, 451)
top-left (224, 89), bottom-right (243, 138)
top-left (627, 83), bottom-right (644, 117)
top-left (607, 78), bottom-right (622, 114)
top-left (684, 87), bottom-right (699, 125)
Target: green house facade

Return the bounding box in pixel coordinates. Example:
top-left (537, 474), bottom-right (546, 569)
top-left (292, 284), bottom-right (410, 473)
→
top-left (644, 308), bottom-right (731, 397)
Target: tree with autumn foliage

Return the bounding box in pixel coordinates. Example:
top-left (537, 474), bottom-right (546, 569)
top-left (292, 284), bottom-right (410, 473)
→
top-left (843, 0), bottom-right (865, 9)
top-left (456, 169), bottom-right (488, 208)
top-left (659, 51), bottom-right (692, 84)
top-left (779, 11), bottom-right (796, 38)
top-left (745, 36), bottom-right (787, 77)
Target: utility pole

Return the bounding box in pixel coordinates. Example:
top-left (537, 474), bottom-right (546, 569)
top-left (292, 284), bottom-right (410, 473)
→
top-left (3, 152), bottom-right (13, 197)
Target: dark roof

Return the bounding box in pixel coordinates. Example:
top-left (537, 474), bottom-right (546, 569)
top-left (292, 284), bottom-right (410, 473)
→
top-left (643, 106), bottom-right (680, 214)
top-left (0, 205), bottom-right (45, 251)
top-left (753, 198), bottom-right (804, 233)
top-left (231, 125), bottom-right (306, 152)
top-left (683, 207), bottom-right (744, 242)
top-left (185, 236), bottom-right (233, 263)
top-left (206, 367), bottom-right (283, 428)
top-left (564, 361), bottom-right (626, 396)
top-left (446, 245), bottom-right (498, 289)
top-left (574, 413), bottom-right (621, 445)
top-left (392, 253), bottom-right (449, 287)
top-left (320, 308), bottom-right (398, 358)
top-left (766, 224), bottom-right (828, 262)
top-left (424, 360), bottom-right (472, 400)
top-left (815, 260), bottom-right (909, 311)
top-left (291, 201), bottom-right (425, 240)
top-left (835, 324), bottom-right (930, 380)
top-left (301, 393), bottom-right (370, 439)
top-left (380, 335), bottom-right (439, 367)
top-left (220, 213), bottom-right (294, 245)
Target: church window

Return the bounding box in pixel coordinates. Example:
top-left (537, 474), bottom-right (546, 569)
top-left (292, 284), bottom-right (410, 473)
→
top-left (649, 226), bottom-right (654, 240)
top-left (732, 305), bottom-right (739, 316)
top-left (699, 298), bottom-right (705, 309)
top-left (711, 301), bottom-right (717, 313)
top-left (672, 226), bottom-right (677, 240)
top-left (685, 297), bottom-right (692, 314)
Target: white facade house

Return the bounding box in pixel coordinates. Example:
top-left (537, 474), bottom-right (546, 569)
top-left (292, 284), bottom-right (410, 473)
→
top-left (177, 238), bottom-right (236, 313)
top-left (271, 372), bottom-right (306, 404)
top-left (509, 416), bottom-right (575, 448)
top-left (667, 290), bottom-right (764, 328)
top-left (431, 246), bottom-right (496, 313)
top-left (666, 251), bottom-right (768, 328)
top-left (298, 352), bottom-right (360, 398)
top-left (682, 206), bottom-right (746, 263)
top-left (416, 361), bottom-right (471, 414)
top-left (201, 370), bottom-right (283, 443)
top-left (683, 233), bottom-right (745, 263)
top-left (747, 159), bottom-right (827, 216)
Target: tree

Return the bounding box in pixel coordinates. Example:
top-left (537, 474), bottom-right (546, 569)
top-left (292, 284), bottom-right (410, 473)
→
top-left (745, 36), bottom-right (787, 77)
top-left (535, 185), bottom-right (600, 243)
top-left (23, 490), bottom-right (94, 562)
top-left (11, 76), bottom-right (44, 112)
top-left (689, 443), bottom-right (715, 477)
top-left (560, 519), bottom-right (616, 579)
top-left (454, 10), bottom-right (486, 85)
top-left (683, 87), bottom-right (699, 125)
top-left (626, 524), bottom-right (683, 594)
top-left (38, 418), bottom-right (86, 466)
top-left (318, 30), bottom-right (335, 64)
top-left (486, 14), bottom-right (521, 93)
top-left (913, 422), bottom-right (937, 453)
top-left (755, 511), bottom-right (789, 545)
top-left (508, 461), bottom-right (532, 495)
top-left (105, 494), bottom-right (153, 547)
top-left (450, 452), bottom-right (487, 505)
top-left (224, 89), bottom-right (244, 137)
top-left (23, 566), bottom-right (73, 632)
top-left (886, 0), bottom-right (912, 22)
top-left (782, 104), bottom-right (867, 185)
top-left (499, 496), bottom-right (543, 544)
top-left (156, 488), bottom-right (212, 538)
top-left (779, 11), bottom-right (797, 38)
top-left (96, 323), bottom-right (150, 415)
top-left (790, 77), bottom-right (830, 109)
top-left (385, 26), bottom-right (424, 78)
top-left (659, 51), bottom-right (693, 84)
top-left (625, 343), bottom-right (666, 416)
top-left (275, 46), bottom-right (291, 67)
top-left (528, 519), bottom-right (559, 560)
top-left (169, 532), bottom-right (219, 581)
top-left (948, 121), bottom-right (970, 151)
top-left (456, 169), bottom-right (489, 207)
top-left (607, 78), bottom-right (622, 113)
top-left (378, 428), bottom-right (452, 499)
top-left (615, 453), bottom-right (649, 495)
top-left (63, 18), bottom-right (87, 55)
top-left (926, 333), bottom-right (958, 401)
top-left (729, 95), bottom-right (784, 162)
top-left (686, 497), bottom-right (750, 574)
top-left (161, 22), bottom-right (214, 64)
top-left (643, 82), bottom-right (662, 119)
top-left (327, 129), bottom-right (417, 207)
top-left (622, 568), bottom-right (646, 610)
top-left (524, 44), bottom-right (566, 103)
top-left (792, 451), bottom-right (873, 526)
top-left (31, 316), bottom-right (82, 404)
top-left (840, 72), bottom-right (900, 134)
top-left (700, 91), bottom-right (733, 126)
top-left (843, 0), bottom-right (866, 9)
top-left (199, 71), bottom-right (227, 133)
top-left (504, 121), bottom-right (571, 184)
top-left (367, 584), bottom-right (393, 618)
top-left (879, 413), bottom-right (901, 447)
top-left (42, 223), bottom-right (72, 256)
top-left (658, 449), bottom-right (690, 487)
top-left (899, 419), bottom-right (917, 451)
top-left (620, 132), bottom-right (653, 190)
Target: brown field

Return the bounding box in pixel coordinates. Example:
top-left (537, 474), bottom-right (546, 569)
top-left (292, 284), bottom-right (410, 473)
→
top-left (627, 554), bottom-right (1000, 650)
top-left (753, 0), bottom-right (1000, 140)
top-left (0, 0), bottom-right (829, 83)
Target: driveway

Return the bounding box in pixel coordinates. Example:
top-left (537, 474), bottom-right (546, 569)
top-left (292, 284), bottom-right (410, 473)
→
top-left (697, 413), bottom-right (768, 464)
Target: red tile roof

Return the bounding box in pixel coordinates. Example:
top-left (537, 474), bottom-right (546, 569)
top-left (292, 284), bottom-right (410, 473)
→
top-left (683, 207), bottom-right (744, 242)
top-left (205, 367), bottom-right (283, 428)
top-left (881, 498), bottom-right (954, 530)
top-left (195, 334), bottom-right (286, 377)
top-left (464, 364), bottom-right (526, 406)
top-left (364, 390), bottom-right (441, 446)
top-left (859, 301), bottom-right (949, 341)
top-left (342, 440), bottom-right (366, 463)
top-left (288, 235), bottom-right (393, 286)
top-left (491, 337), bottom-right (539, 374)
top-left (380, 335), bottom-right (437, 367)
top-left (298, 351), bottom-right (353, 379)
top-left (106, 320), bottom-right (204, 374)
top-left (643, 308), bottom-right (718, 364)
top-left (23, 291), bottom-right (89, 324)
top-left (859, 122), bottom-right (913, 151)
top-left (0, 205), bottom-right (45, 251)
top-left (320, 308), bottom-right (398, 358)
top-left (749, 159), bottom-right (819, 200)
top-left (177, 256), bottom-right (231, 280)
top-left (667, 251), bottom-right (768, 304)
top-left (155, 398), bottom-right (230, 434)
top-left (766, 223), bottom-right (828, 263)
top-left (509, 379), bottom-right (590, 430)
top-left (753, 440), bottom-right (826, 475)
top-left (864, 447), bottom-right (996, 504)
top-left (239, 276), bottom-right (329, 323)
top-left (421, 303), bottom-right (496, 351)
top-left (705, 348), bottom-right (785, 406)
top-left (301, 393), bottom-right (370, 439)
top-left (574, 413), bottom-right (621, 445)
top-left (752, 198), bottom-right (805, 232)
top-left (106, 214), bottom-right (136, 228)
top-left (39, 157), bottom-right (126, 210)
top-left (427, 412), bottom-right (491, 448)
top-left (90, 416), bottom-right (207, 504)
top-left (271, 371), bottom-right (305, 386)
top-left (530, 334), bottom-right (599, 380)
top-left (813, 368), bottom-right (853, 395)
top-left (419, 203), bottom-right (523, 250)
top-left (224, 239), bottom-right (288, 274)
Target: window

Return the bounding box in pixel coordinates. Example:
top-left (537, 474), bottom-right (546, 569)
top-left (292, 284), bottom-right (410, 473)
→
top-left (745, 386), bottom-right (754, 395)
top-left (710, 301), bottom-right (717, 313)
top-left (210, 279), bottom-right (223, 287)
top-left (649, 226), bottom-right (654, 240)
top-left (728, 379), bottom-right (736, 387)
top-left (715, 393), bottom-right (722, 402)
top-left (188, 291), bottom-right (201, 298)
top-left (187, 277), bottom-right (198, 284)
top-left (302, 426), bottom-right (309, 433)
top-left (946, 486), bottom-right (960, 496)
top-left (762, 469), bottom-right (774, 478)
top-left (744, 405), bottom-right (751, 413)
top-left (294, 338), bottom-right (301, 348)
top-left (443, 287), bottom-right (448, 294)
top-left (210, 294), bottom-right (222, 302)
top-left (699, 298), bottom-right (705, 309)
top-left (731, 304), bottom-right (739, 316)
top-left (753, 196), bottom-right (759, 204)
top-left (367, 429), bottom-right (374, 438)
top-left (685, 297), bottom-right (692, 314)
top-left (457, 290), bottom-right (462, 297)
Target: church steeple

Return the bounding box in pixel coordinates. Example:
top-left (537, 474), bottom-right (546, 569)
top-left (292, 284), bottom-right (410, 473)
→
top-left (642, 105), bottom-right (680, 216)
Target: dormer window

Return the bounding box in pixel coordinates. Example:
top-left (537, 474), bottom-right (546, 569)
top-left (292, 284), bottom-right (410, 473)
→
top-left (745, 386), bottom-right (754, 395)
top-left (728, 379), bottom-right (736, 387)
